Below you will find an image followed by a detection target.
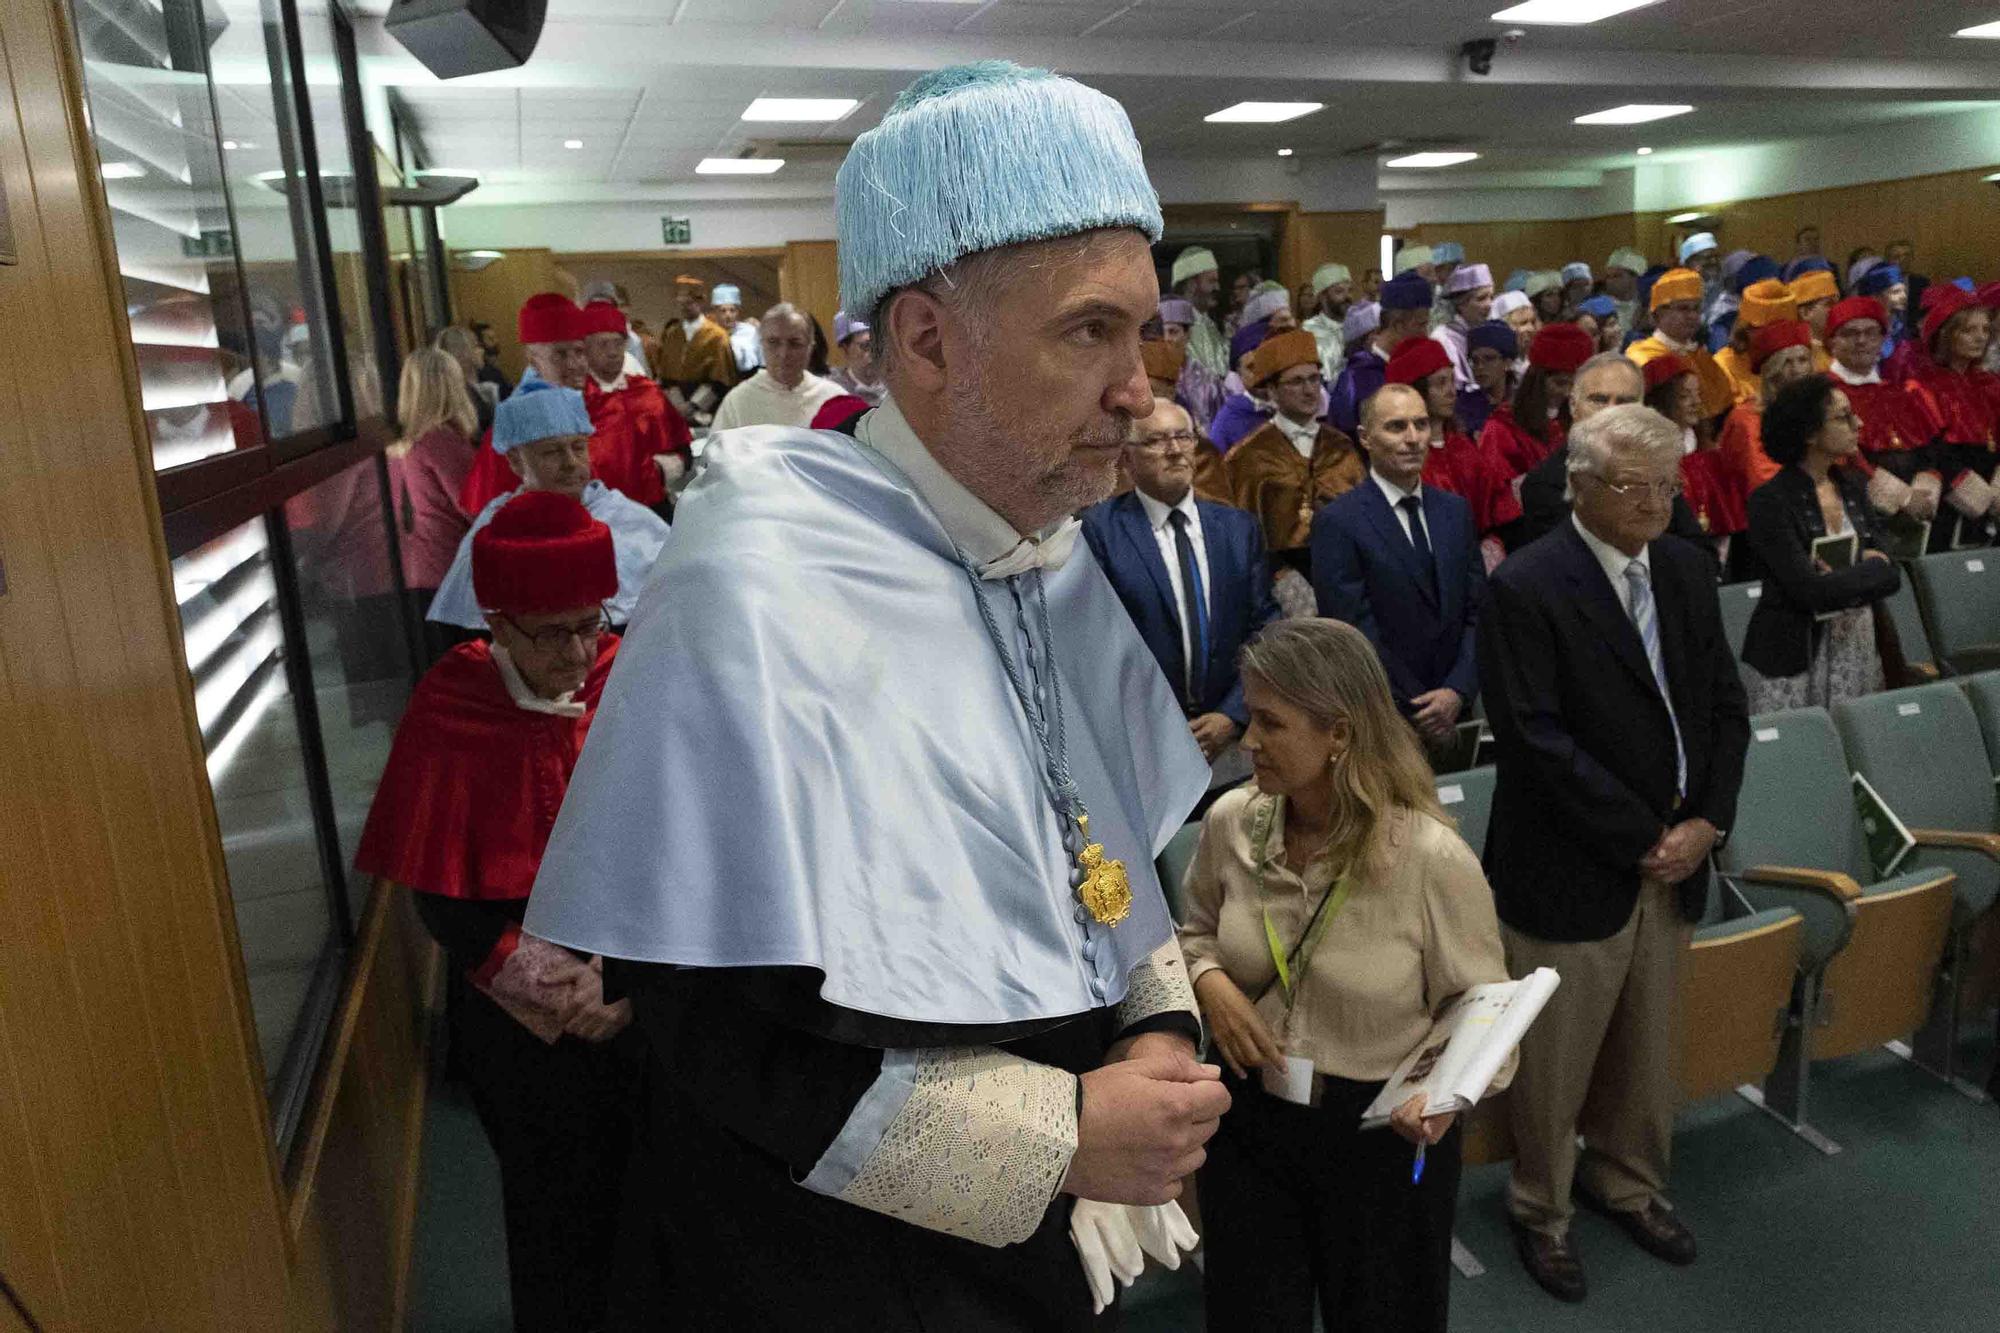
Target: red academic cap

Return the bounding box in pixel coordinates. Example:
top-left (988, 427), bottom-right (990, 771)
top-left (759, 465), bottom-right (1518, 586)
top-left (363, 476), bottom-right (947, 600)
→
top-left (1528, 322), bottom-right (1594, 373)
top-left (1825, 296), bottom-right (1886, 342)
top-left (518, 292), bottom-right (584, 345)
top-left (1384, 335), bottom-right (1452, 386)
top-left (579, 300), bottom-right (628, 337)
top-left (1749, 319), bottom-right (1812, 373)
top-left (472, 491), bottom-right (617, 616)
top-left (1642, 354), bottom-right (1690, 391)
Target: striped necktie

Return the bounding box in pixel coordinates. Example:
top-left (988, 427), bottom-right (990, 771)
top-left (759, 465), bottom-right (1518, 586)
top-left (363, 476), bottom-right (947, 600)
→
top-left (1624, 559), bottom-right (1687, 798)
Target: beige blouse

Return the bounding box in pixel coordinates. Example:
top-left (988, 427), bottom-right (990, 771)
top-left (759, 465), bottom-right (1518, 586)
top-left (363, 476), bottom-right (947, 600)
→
top-left (1177, 785), bottom-right (1514, 1085)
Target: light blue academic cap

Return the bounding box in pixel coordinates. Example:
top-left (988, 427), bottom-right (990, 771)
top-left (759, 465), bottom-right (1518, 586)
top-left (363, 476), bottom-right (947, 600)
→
top-left (1431, 241), bottom-right (1465, 265)
top-left (835, 61), bottom-right (1163, 319)
top-left (492, 380), bottom-right (594, 455)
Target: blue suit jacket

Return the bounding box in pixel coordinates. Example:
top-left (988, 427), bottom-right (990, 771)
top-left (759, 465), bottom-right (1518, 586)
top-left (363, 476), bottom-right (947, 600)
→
top-left (1081, 492), bottom-right (1280, 728)
top-left (1309, 478), bottom-right (1484, 708)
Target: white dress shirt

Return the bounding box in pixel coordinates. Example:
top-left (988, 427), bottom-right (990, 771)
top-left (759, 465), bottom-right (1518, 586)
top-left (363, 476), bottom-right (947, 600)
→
top-left (1371, 469), bottom-right (1431, 548)
top-left (1134, 487), bottom-right (1212, 677)
top-left (1271, 411), bottom-right (1320, 460)
top-left (1829, 361), bottom-right (1881, 387)
top-left (1572, 511), bottom-right (1651, 618)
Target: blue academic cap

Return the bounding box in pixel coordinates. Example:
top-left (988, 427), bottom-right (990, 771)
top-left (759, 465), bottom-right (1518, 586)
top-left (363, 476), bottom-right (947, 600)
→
top-left (835, 62), bottom-right (1162, 318)
top-left (492, 380), bottom-right (594, 455)
top-left (1379, 272), bottom-right (1434, 311)
top-left (1467, 321), bottom-right (1518, 359)
top-left (1731, 255), bottom-right (1782, 294)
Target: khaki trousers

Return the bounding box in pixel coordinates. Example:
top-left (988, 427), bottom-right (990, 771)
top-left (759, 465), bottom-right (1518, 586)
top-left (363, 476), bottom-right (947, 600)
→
top-left (1502, 878), bottom-right (1692, 1238)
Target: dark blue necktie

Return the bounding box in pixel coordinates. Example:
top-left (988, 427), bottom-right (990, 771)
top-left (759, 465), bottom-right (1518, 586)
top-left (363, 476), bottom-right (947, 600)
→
top-left (1170, 509), bottom-right (1209, 708)
top-left (1400, 495), bottom-right (1437, 595)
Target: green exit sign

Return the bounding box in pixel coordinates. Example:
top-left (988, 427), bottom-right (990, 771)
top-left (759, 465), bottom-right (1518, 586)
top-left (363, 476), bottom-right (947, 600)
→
top-left (661, 216), bottom-right (692, 245)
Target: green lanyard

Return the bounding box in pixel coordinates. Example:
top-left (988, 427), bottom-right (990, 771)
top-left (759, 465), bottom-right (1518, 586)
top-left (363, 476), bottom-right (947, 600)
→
top-left (1251, 795), bottom-right (1352, 1008)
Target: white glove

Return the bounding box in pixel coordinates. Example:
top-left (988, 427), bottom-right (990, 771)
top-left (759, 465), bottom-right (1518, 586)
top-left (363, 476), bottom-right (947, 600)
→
top-left (1069, 1199), bottom-right (1145, 1315)
top-left (1127, 1199), bottom-right (1200, 1272)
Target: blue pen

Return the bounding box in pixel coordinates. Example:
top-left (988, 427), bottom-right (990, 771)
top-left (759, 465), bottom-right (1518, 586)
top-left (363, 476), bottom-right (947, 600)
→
top-left (1412, 1141), bottom-right (1427, 1185)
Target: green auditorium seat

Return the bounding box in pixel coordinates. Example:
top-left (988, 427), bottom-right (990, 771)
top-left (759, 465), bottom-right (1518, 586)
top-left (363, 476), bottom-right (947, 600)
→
top-left (1718, 579), bottom-right (1761, 663)
top-left (1154, 821), bottom-right (1203, 924)
top-left (1882, 578), bottom-right (1940, 683)
top-left (1714, 707), bottom-right (1956, 1149)
top-left (1834, 684), bottom-right (2000, 1088)
top-left (1909, 550), bottom-right (2000, 675)
top-left (1434, 765), bottom-right (1496, 858)
top-left (1955, 670), bottom-right (2000, 777)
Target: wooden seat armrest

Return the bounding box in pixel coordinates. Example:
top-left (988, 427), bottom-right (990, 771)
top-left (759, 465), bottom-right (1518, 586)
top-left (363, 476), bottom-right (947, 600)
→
top-left (1907, 829), bottom-right (2000, 858)
top-left (1734, 865), bottom-right (1863, 902)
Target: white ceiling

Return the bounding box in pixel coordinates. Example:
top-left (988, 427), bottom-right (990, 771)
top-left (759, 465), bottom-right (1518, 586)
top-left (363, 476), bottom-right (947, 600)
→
top-left (354, 0), bottom-right (2000, 198)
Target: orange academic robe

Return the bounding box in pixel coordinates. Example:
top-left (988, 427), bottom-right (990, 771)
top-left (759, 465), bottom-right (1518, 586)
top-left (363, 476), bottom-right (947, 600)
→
top-left (1225, 419), bottom-right (1366, 553)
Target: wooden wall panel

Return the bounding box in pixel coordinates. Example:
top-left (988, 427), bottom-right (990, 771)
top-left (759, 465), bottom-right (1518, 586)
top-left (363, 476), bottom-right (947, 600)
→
top-left (781, 238), bottom-right (842, 360)
top-left (0, 1), bottom-right (291, 1327)
top-left (445, 247), bottom-right (565, 380)
top-left (1280, 209), bottom-right (1385, 293)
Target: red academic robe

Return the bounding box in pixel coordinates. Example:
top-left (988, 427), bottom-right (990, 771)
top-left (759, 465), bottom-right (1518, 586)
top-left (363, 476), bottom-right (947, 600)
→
top-left (1913, 363), bottom-right (2000, 449)
top-left (1478, 405), bottom-right (1562, 480)
top-left (1843, 377), bottom-right (1945, 478)
top-left (1422, 427), bottom-right (1523, 537)
top-left (458, 376), bottom-right (691, 514)
top-left (354, 637), bottom-right (620, 930)
top-left (1678, 449), bottom-right (1747, 538)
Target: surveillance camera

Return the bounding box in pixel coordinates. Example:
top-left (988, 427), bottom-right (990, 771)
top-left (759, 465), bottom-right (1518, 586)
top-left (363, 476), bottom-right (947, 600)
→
top-left (1459, 38), bottom-right (1498, 77)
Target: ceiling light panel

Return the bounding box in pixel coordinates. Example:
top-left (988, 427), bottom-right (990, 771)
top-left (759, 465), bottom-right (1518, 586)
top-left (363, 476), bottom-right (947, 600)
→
top-left (1205, 101), bottom-right (1323, 124)
top-left (1954, 20), bottom-right (2000, 37)
top-left (697, 158), bottom-right (785, 174)
top-left (1384, 152), bottom-right (1480, 169)
top-left (741, 98), bottom-right (859, 122)
top-left (1490, 0), bottom-right (1663, 22)
top-left (1574, 103), bottom-right (1694, 125)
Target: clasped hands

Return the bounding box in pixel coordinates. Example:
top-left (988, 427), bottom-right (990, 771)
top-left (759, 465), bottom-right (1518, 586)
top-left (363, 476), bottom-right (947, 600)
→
top-left (485, 933), bottom-right (632, 1043)
top-left (1641, 816), bottom-right (1718, 885)
top-left (1408, 688), bottom-right (1462, 743)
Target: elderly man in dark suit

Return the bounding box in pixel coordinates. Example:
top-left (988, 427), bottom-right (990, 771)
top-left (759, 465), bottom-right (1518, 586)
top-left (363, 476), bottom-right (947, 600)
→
top-left (1309, 383), bottom-right (1483, 758)
top-left (1478, 403), bottom-right (1749, 1305)
top-left (1083, 397), bottom-right (1280, 788)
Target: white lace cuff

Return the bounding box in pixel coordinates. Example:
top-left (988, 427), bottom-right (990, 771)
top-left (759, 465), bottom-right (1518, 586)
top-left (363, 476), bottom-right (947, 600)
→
top-left (1115, 939), bottom-right (1199, 1037)
top-left (800, 1048), bottom-right (1078, 1248)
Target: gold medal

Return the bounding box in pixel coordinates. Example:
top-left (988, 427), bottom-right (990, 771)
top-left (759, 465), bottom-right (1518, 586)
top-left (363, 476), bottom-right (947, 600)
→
top-left (1074, 814), bottom-right (1132, 926)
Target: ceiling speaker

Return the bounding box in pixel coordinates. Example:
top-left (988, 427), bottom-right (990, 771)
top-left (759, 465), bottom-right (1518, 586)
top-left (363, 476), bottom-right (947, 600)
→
top-left (384, 0), bottom-right (547, 79)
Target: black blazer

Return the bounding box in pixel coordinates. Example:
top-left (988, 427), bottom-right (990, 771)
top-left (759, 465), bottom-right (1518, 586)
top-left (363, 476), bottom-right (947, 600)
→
top-left (1517, 442), bottom-right (1720, 572)
top-left (1478, 520), bottom-right (1751, 941)
top-left (1737, 465), bottom-right (1902, 678)
top-left (1308, 479), bottom-right (1483, 708)
top-left (1080, 491), bottom-right (1281, 727)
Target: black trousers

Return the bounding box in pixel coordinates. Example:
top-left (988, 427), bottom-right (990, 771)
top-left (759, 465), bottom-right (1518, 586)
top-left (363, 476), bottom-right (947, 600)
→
top-left (1199, 1071), bottom-right (1462, 1333)
top-left (453, 983), bottom-right (643, 1333)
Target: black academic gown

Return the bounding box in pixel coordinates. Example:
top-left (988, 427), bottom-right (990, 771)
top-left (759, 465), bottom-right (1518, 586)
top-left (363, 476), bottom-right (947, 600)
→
top-left (608, 961), bottom-right (1196, 1331)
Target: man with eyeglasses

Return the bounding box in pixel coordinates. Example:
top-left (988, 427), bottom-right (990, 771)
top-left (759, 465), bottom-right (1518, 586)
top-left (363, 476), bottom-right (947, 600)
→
top-left (428, 379), bottom-right (669, 633)
top-left (1517, 352), bottom-right (1716, 565)
top-left (1226, 328), bottom-right (1366, 572)
top-left (1479, 403), bottom-right (1748, 1306)
top-left (357, 489), bottom-right (638, 1332)
top-left (1084, 398), bottom-right (1280, 798)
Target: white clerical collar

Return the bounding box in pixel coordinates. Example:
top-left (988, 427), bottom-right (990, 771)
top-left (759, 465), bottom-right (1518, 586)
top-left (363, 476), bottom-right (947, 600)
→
top-left (1134, 486), bottom-right (1198, 533)
top-left (1830, 361), bottom-right (1881, 386)
top-left (1573, 511), bottom-right (1651, 587)
top-left (857, 394), bottom-right (1078, 580)
top-left (489, 641), bottom-right (587, 717)
top-left (1371, 469), bottom-right (1422, 508)
top-left (592, 371), bottom-right (628, 393)
top-left (1273, 412), bottom-right (1319, 456)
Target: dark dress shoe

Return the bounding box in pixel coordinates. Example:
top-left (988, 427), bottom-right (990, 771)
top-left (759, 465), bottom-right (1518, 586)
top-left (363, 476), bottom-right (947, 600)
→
top-left (1509, 1217), bottom-right (1587, 1303)
top-left (1576, 1189), bottom-right (1698, 1266)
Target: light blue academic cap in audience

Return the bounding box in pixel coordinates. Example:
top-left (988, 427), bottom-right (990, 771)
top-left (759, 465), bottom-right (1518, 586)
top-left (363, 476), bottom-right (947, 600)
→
top-left (1562, 261), bottom-right (1593, 285)
top-left (1342, 301), bottom-right (1381, 343)
top-left (711, 284), bottom-right (742, 305)
top-left (492, 380), bottom-right (594, 455)
top-left (1502, 269), bottom-right (1531, 293)
top-left (1679, 231), bottom-right (1719, 263)
top-left (835, 61), bottom-right (1162, 319)
top-left (1577, 295), bottom-right (1617, 320)
top-left (1431, 241), bottom-right (1465, 265)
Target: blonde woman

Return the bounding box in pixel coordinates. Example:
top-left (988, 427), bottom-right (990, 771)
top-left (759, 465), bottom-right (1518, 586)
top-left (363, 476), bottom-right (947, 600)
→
top-left (1178, 618), bottom-right (1510, 1333)
top-left (392, 348), bottom-right (479, 658)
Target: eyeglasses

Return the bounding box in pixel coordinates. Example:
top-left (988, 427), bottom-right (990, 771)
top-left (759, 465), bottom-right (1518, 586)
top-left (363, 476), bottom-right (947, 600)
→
top-left (1132, 430), bottom-right (1198, 453)
top-left (1593, 476), bottom-right (1683, 503)
top-left (493, 608), bottom-right (610, 653)
top-left (1275, 372), bottom-right (1323, 390)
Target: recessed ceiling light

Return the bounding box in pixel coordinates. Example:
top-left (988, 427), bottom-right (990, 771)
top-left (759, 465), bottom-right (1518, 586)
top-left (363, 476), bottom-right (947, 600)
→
top-left (564, 138), bottom-right (584, 149)
top-left (1636, 146), bottom-right (1654, 155)
top-left (1385, 151), bottom-right (1480, 169)
top-left (1205, 101), bottom-right (1323, 124)
top-left (1666, 211), bottom-right (1707, 224)
top-left (99, 161), bottom-right (144, 179)
top-left (1954, 19), bottom-right (2000, 37)
top-left (222, 140), bottom-right (239, 151)
top-left (1575, 103), bottom-right (1694, 125)
top-left (741, 98), bottom-right (859, 122)
top-left (1491, 0), bottom-right (1662, 22)
top-left (1277, 147), bottom-right (1294, 157)
top-left (697, 157), bottom-right (785, 175)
